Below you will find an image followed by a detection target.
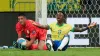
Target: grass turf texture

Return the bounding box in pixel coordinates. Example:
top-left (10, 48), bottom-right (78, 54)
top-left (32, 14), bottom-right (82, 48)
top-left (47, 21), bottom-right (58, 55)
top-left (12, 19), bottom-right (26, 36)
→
top-left (0, 48), bottom-right (100, 56)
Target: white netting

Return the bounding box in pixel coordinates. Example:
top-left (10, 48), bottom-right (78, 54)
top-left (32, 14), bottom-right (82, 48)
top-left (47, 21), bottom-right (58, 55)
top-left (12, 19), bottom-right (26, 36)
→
top-left (47, 0), bottom-right (100, 47)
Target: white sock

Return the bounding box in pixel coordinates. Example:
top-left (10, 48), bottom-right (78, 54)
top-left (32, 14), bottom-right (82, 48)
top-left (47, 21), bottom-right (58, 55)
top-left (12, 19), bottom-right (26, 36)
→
top-left (58, 37), bottom-right (69, 50)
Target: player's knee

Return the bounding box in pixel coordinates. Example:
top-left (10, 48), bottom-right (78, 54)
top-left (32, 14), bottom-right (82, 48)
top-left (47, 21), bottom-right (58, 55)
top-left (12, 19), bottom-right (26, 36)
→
top-left (38, 45), bottom-right (44, 50)
top-left (38, 40), bottom-right (47, 50)
top-left (38, 44), bottom-right (47, 50)
top-left (38, 43), bottom-right (44, 50)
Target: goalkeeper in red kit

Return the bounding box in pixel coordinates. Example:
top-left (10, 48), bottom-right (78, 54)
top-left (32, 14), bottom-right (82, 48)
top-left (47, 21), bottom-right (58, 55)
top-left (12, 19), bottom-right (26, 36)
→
top-left (15, 13), bottom-right (47, 50)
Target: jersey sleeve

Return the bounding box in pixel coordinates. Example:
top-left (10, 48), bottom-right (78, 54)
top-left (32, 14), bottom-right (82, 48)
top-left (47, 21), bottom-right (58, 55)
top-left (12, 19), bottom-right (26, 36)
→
top-left (48, 23), bottom-right (54, 30)
top-left (70, 27), bottom-right (75, 32)
top-left (28, 23), bottom-right (37, 39)
top-left (69, 24), bottom-right (74, 32)
top-left (67, 24), bottom-right (74, 32)
top-left (16, 23), bottom-right (22, 36)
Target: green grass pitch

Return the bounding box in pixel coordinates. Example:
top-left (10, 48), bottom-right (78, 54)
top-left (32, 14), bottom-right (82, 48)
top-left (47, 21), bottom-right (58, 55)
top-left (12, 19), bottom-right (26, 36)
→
top-left (0, 48), bottom-right (100, 56)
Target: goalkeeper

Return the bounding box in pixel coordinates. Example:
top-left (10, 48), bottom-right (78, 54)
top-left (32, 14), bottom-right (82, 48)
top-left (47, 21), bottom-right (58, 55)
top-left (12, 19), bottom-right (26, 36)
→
top-left (15, 13), bottom-right (47, 50)
top-left (33, 11), bottom-right (96, 51)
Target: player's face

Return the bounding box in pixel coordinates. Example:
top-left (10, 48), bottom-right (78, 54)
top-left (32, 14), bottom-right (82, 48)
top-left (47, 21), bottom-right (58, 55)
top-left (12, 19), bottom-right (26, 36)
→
top-left (56, 12), bottom-right (64, 22)
top-left (18, 16), bottom-right (26, 25)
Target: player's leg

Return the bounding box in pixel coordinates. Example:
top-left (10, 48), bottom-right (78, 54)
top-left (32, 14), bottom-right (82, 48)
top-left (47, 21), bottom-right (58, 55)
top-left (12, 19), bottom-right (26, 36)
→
top-left (46, 37), bottom-right (69, 51)
top-left (57, 35), bottom-right (70, 51)
top-left (38, 40), bottom-right (47, 50)
top-left (27, 39), bottom-right (43, 50)
top-left (46, 34), bottom-right (54, 51)
top-left (46, 35), bottom-right (70, 51)
top-left (53, 40), bottom-right (61, 51)
top-left (28, 41), bottom-right (47, 50)
top-left (38, 29), bottom-right (47, 50)
top-left (62, 41), bottom-right (69, 51)
top-left (28, 44), bottom-right (38, 50)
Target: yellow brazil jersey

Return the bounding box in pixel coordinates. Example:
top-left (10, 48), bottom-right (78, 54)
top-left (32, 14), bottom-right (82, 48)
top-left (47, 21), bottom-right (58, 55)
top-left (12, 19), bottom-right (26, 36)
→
top-left (49, 22), bottom-right (73, 41)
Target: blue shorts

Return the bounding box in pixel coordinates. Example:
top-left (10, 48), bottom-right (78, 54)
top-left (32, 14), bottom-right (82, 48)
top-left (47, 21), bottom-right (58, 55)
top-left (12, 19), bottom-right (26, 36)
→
top-left (53, 37), bottom-right (70, 51)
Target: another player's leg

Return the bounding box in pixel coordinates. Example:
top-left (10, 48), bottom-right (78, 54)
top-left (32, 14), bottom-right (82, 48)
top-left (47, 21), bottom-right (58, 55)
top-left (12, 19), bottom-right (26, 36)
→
top-left (25, 39), bottom-right (46, 50)
top-left (28, 44), bottom-right (38, 50)
top-left (28, 41), bottom-right (47, 50)
top-left (46, 34), bottom-right (54, 51)
top-left (46, 35), bottom-right (70, 51)
top-left (38, 29), bottom-right (48, 50)
top-left (38, 40), bottom-right (47, 50)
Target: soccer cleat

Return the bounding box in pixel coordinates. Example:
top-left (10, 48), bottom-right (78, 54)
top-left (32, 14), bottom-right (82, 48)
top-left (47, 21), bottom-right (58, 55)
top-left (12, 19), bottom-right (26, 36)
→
top-left (46, 42), bottom-right (54, 51)
top-left (46, 43), bottom-right (51, 51)
top-left (46, 34), bottom-right (54, 51)
top-left (57, 49), bottom-right (62, 51)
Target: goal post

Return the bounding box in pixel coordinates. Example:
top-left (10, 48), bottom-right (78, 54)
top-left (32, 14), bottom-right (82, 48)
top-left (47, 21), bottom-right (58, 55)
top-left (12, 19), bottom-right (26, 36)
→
top-left (35, 0), bottom-right (47, 25)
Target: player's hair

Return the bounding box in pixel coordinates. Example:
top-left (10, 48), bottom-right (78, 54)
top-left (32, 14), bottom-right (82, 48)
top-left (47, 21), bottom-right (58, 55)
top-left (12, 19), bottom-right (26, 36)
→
top-left (57, 11), bottom-right (67, 23)
top-left (18, 13), bottom-right (26, 17)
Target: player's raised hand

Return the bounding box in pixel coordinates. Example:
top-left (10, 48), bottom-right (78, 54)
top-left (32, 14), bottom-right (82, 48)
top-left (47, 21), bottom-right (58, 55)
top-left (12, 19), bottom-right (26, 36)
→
top-left (88, 22), bottom-right (97, 28)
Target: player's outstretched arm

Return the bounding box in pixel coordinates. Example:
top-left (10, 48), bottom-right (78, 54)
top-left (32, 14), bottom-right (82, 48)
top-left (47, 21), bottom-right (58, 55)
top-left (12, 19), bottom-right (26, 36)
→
top-left (26, 37), bottom-right (35, 48)
top-left (16, 24), bottom-right (22, 39)
top-left (73, 22), bottom-right (96, 32)
top-left (32, 22), bottom-right (49, 30)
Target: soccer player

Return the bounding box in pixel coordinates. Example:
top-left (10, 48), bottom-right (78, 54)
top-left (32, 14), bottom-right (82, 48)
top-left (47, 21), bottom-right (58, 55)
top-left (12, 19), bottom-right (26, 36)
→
top-left (16, 13), bottom-right (47, 50)
top-left (32, 11), bottom-right (96, 51)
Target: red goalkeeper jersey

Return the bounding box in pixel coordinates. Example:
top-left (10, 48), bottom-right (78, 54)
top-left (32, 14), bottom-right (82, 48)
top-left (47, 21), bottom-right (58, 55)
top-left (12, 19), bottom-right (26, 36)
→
top-left (16, 20), bottom-right (47, 40)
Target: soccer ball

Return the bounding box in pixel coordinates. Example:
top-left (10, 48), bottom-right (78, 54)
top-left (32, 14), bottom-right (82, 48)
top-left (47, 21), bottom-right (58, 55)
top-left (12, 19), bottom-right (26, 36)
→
top-left (21, 41), bottom-right (26, 45)
top-left (17, 38), bottom-right (26, 45)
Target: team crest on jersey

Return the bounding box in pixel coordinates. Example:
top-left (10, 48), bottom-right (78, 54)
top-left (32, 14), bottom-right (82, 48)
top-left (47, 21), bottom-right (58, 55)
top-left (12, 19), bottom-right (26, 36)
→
top-left (32, 31), bottom-right (36, 34)
top-left (58, 30), bottom-right (62, 34)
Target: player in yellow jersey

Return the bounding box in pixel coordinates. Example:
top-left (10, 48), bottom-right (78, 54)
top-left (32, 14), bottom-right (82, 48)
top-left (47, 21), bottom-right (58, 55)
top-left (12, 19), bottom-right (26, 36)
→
top-left (33, 11), bottom-right (96, 51)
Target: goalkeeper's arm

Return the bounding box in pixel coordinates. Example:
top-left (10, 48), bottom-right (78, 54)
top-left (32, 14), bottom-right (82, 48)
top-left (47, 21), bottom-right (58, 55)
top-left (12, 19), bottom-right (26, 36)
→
top-left (26, 37), bottom-right (35, 48)
top-left (72, 22), bottom-right (96, 32)
top-left (32, 22), bottom-right (49, 30)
